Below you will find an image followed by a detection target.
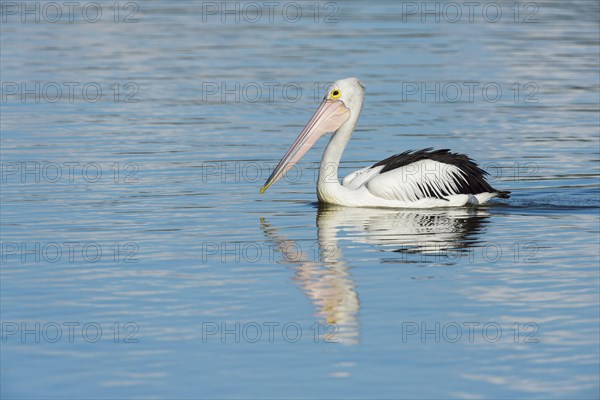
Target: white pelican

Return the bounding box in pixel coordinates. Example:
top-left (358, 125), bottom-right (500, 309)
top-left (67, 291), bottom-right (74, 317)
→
top-left (260, 77), bottom-right (510, 208)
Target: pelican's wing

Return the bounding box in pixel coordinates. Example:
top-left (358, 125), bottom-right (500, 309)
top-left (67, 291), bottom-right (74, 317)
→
top-left (363, 149), bottom-right (508, 202)
top-left (342, 165), bottom-right (384, 189)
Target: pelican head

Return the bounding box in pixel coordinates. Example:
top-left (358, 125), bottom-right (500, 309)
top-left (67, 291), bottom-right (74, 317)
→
top-left (260, 77), bottom-right (365, 194)
top-left (326, 77), bottom-right (365, 112)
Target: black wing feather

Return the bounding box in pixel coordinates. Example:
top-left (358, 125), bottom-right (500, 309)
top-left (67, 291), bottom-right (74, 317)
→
top-left (372, 148), bottom-right (510, 199)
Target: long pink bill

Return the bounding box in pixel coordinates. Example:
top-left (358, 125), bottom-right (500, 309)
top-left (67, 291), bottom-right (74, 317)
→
top-left (260, 99), bottom-right (350, 194)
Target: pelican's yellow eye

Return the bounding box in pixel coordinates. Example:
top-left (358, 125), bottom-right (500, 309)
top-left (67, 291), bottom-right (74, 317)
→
top-left (330, 89), bottom-right (341, 99)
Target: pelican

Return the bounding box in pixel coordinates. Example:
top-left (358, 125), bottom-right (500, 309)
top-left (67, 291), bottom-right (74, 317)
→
top-left (260, 77), bottom-right (510, 208)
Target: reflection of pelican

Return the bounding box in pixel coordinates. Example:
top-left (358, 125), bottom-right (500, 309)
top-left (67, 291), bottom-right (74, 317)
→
top-left (260, 77), bottom-right (510, 207)
top-left (261, 217), bottom-right (360, 345)
top-left (260, 206), bottom-right (488, 345)
top-left (319, 205), bottom-right (489, 255)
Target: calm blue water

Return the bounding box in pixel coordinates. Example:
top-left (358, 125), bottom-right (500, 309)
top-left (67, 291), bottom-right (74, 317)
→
top-left (1, 1), bottom-right (599, 398)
